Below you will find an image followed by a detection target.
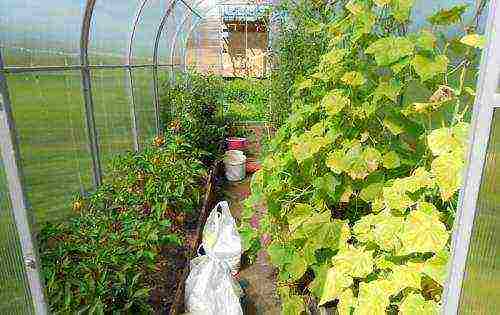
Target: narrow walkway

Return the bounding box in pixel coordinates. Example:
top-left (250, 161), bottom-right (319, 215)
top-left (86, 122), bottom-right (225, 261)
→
top-left (222, 123), bottom-right (281, 315)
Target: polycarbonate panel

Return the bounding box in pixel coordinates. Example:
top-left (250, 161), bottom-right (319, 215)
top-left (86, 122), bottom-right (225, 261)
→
top-left (459, 109), bottom-right (500, 314)
top-left (0, 0), bottom-right (84, 67)
top-left (91, 69), bottom-right (134, 170)
top-left (0, 153), bottom-right (34, 314)
top-left (130, 0), bottom-right (172, 65)
top-left (130, 67), bottom-right (156, 147)
top-left (7, 71), bottom-right (93, 223)
top-left (89, 0), bottom-right (138, 65)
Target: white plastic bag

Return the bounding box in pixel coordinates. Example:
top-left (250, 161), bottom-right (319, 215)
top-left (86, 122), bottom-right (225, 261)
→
top-left (185, 201), bottom-right (243, 315)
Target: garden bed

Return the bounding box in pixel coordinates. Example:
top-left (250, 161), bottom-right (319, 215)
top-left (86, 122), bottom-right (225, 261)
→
top-left (168, 161), bottom-right (223, 315)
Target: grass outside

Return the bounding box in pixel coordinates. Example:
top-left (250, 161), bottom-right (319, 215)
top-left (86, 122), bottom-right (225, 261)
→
top-left (5, 70), bottom-right (157, 223)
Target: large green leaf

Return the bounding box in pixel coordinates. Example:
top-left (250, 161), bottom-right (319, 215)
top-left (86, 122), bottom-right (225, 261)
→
top-left (322, 90), bottom-right (350, 116)
top-left (365, 36), bottom-right (415, 66)
top-left (374, 80), bottom-right (402, 103)
top-left (415, 30), bottom-right (437, 51)
top-left (427, 5), bottom-right (468, 26)
top-left (411, 55), bottom-right (448, 82)
top-left (288, 253), bottom-right (308, 281)
top-left (342, 71), bottom-right (366, 86)
top-left (288, 203), bottom-right (313, 232)
top-left (392, 0), bottom-right (415, 22)
top-left (281, 294), bottom-right (305, 315)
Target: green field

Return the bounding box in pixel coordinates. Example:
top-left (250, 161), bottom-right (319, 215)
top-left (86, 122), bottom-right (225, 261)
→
top-left (4, 69), bottom-right (159, 223)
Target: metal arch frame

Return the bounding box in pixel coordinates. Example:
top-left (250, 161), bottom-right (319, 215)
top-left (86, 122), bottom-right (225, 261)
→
top-left (0, 50), bottom-right (48, 315)
top-left (80, 0), bottom-right (102, 186)
top-left (442, 0), bottom-right (500, 313)
top-left (150, 0), bottom-right (203, 134)
top-left (152, 0), bottom-right (178, 134)
top-left (170, 0), bottom-right (208, 74)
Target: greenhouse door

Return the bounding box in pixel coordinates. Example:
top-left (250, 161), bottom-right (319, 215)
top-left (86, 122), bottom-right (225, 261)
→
top-left (0, 52), bottom-right (47, 314)
top-left (443, 1), bottom-right (500, 314)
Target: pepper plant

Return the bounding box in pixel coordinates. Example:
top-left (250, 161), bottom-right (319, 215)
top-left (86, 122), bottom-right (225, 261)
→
top-left (240, 1), bottom-right (485, 314)
top-left (39, 137), bottom-right (208, 314)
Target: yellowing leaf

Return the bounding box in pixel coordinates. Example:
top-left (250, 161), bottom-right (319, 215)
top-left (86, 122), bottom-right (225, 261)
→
top-left (372, 211), bottom-right (404, 251)
top-left (360, 182), bottom-right (384, 202)
top-left (353, 214), bottom-right (376, 243)
top-left (428, 5), bottom-right (468, 26)
top-left (288, 254), bottom-right (308, 281)
top-left (391, 264), bottom-right (422, 294)
top-left (399, 293), bottom-right (440, 314)
top-left (374, 80), bottom-right (402, 103)
top-left (332, 246), bottom-right (374, 278)
top-left (292, 132), bottom-right (331, 163)
top-left (319, 267), bottom-right (353, 305)
top-left (322, 90), bottom-right (350, 116)
top-left (297, 79), bottom-right (313, 91)
top-left (347, 156), bottom-right (370, 180)
top-left (383, 117), bottom-right (404, 135)
top-left (355, 280), bottom-right (396, 315)
top-left (338, 288), bottom-right (356, 315)
top-left (373, 0), bottom-right (391, 7)
top-left (399, 209), bottom-right (449, 255)
top-left (415, 30), bottom-right (437, 51)
top-left (288, 203), bottom-right (313, 232)
top-left (411, 55), bottom-right (448, 82)
top-left (383, 151), bottom-right (401, 169)
top-left (400, 167), bottom-right (435, 193)
top-left (431, 151), bottom-right (465, 201)
top-left (322, 48), bottom-right (348, 65)
top-left (383, 183), bottom-right (413, 211)
top-left (427, 126), bottom-right (466, 156)
top-left (340, 185), bottom-right (354, 203)
top-left (346, 1), bottom-right (367, 15)
top-left (342, 71), bottom-right (366, 86)
top-left (326, 150), bottom-right (349, 174)
top-left (392, 0), bottom-right (415, 22)
top-left (423, 250), bottom-right (450, 285)
top-left (365, 36), bottom-right (415, 66)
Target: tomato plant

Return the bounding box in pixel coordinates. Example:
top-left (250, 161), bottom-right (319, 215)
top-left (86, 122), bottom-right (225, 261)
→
top-left (240, 1), bottom-right (485, 314)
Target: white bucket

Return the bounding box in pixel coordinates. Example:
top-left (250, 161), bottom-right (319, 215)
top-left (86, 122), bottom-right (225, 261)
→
top-left (224, 150), bottom-right (246, 182)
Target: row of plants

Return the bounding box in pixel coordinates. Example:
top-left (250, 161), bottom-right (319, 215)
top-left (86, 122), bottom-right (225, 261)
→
top-left (38, 73), bottom-right (238, 313)
top-left (223, 78), bottom-right (270, 122)
top-left (39, 137), bottom-right (208, 314)
top-left (240, 0), bottom-right (485, 314)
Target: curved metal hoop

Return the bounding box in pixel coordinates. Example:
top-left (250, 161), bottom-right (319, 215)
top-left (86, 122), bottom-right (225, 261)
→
top-left (80, 0), bottom-right (102, 186)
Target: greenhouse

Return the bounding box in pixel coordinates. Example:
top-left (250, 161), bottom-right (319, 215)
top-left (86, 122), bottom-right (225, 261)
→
top-left (0, 0), bottom-right (499, 314)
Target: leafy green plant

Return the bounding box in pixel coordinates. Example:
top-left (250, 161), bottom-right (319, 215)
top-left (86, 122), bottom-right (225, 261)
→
top-left (160, 71), bottom-right (228, 163)
top-left (240, 1), bottom-right (484, 314)
top-left (266, 0), bottom-right (335, 125)
top-left (39, 139), bottom-right (208, 314)
top-left (223, 78), bottom-right (270, 122)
